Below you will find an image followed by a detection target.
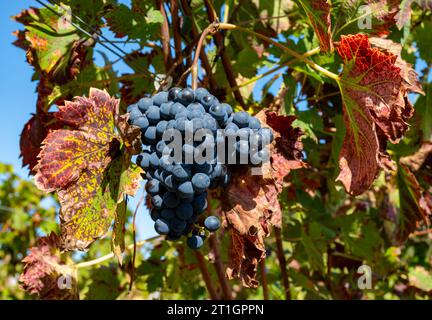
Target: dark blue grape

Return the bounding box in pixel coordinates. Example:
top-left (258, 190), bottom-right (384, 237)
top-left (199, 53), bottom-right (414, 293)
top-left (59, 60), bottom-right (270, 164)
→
top-left (175, 203), bottom-right (193, 220)
top-left (233, 111), bottom-right (250, 128)
top-left (136, 152), bottom-right (151, 169)
top-left (131, 115), bottom-right (149, 131)
top-left (178, 88), bottom-right (195, 105)
top-left (170, 102), bottom-right (187, 118)
top-left (194, 162), bottom-right (213, 175)
top-left (187, 235), bottom-right (204, 249)
top-left (248, 116), bottom-right (261, 130)
top-left (168, 87), bottom-right (181, 101)
top-left (160, 101), bottom-right (173, 119)
top-left (128, 106), bottom-right (142, 121)
top-left (156, 120), bottom-right (168, 137)
top-left (194, 88), bottom-right (209, 101)
top-left (143, 126), bottom-right (157, 144)
top-left (221, 103), bottom-right (233, 116)
top-left (164, 174), bottom-right (179, 192)
top-left (153, 91), bottom-right (168, 106)
top-left (151, 194), bottom-right (163, 209)
top-left (150, 209), bottom-right (160, 221)
top-left (155, 219), bottom-right (170, 235)
top-left (156, 140), bottom-right (168, 156)
top-left (172, 164), bottom-right (191, 182)
top-left (209, 103), bottom-right (227, 120)
top-left (162, 192), bottom-right (180, 209)
top-left (204, 216), bottom-right (221, 232)
top-left (191, 173), bottom-right (210, 193)
top-left (192, 193), bottom-right (207, 214)
top-left (177, 181), bottom-right (194, 198)
top-left (146, 105), bottom-right (161, 124)
top-left (137, 97), bottom-right (153, 113)
top-left (161, 208), bottom-right (175, 220)
top-left (259, 127), bottom-right (274, 144)
top-left (224, 122), bottom-right (239, 135)
top-left (187, 109), bottom-right (204, 120)
top-left (187, 102), bottom-right (206, 113)
top-left (145, 179), bottom-right (161, 196)
top-left (200, 94), bottom-right (218, 111)
top-left (170, 218), bottom-right (187, 233)
top-left (149, 152), bottom-right (160, 169)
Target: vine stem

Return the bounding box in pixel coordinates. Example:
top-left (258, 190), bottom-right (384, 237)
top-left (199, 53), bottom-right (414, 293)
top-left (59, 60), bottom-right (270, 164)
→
top-left (190, 22), bottom-right (339, 89)
top-left (260, 259), bottom-right (269, 300)
top-left (227, 47), bottom-right (320, 94)
top-left (74, 235), bottom-right (161, 269)
top-left (209, 234), bottom-right (233, 300)
top-left (274, 228), bottom-right (291, 300)
top-left (194, 251), bottom-right (220, 300)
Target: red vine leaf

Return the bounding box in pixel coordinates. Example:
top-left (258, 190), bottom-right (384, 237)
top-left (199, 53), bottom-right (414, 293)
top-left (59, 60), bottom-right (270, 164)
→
top-left (34, 88), bottom-right (142, 250)
top-left (335, 34), bottom-right (422, 196)
top-left (225, 111), bottom-right (304, 287)
top-left (297, 0), bottom-right (333, 53)
top-left (20, 232), bottom-right (78, 300)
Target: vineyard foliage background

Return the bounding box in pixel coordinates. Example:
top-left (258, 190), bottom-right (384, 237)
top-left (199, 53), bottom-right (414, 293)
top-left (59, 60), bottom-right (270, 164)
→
top-left (1, 0), bottom-right (432, 300)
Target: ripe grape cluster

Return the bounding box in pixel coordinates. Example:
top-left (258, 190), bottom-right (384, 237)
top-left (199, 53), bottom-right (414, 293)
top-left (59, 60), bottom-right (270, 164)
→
top-left (127, 87), bottom-right (273, 249)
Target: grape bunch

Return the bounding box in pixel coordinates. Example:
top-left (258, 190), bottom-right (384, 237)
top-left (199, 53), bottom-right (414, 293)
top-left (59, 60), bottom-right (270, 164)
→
top-left (127, 87), bottom-right (273, 249)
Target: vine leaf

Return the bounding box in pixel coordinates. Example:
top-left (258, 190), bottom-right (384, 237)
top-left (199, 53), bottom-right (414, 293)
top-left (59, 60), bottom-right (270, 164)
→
top-left (225, 111), bottom-right (304, 287)
top-left (394, 164), bottom-right (431, 241)
top-left (34, 88), bottom-right (142, 251)
top-left (395, 0), bottom-right (432, 30)
top-left (335, 34), bottom-right (423, 196)
top-left (20, 232), bottom-right (78, 300)
top-left (296, 0), bottom-right (333, 53)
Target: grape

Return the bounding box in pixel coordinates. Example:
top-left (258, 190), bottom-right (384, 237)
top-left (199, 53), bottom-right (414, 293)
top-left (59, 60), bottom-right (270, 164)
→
top-left (155, 219), bottom-right (170, 235)
top-left (164, 174), bottom-right (178, 192)
top-left (149, 152), bottom-right (160, 168)
top-left (209, 103), bottom-right (227, 120)
top-left (146, 105), bottom-right (161, 124)
top-left (131, 115), bottom-right (149, 132)
top-left (153, 91), bottom-right (168, 106)
top-left (143, 126), bottom-right (157, 144)
top-left (170, 218), bottom-right (187, 233)
top-left (200, 94), bottom-right (218, 110)
top-left (178, 88), bottom-right (195, 105)
top-left (192, 193), bottom-right (207, 214)
top-left (128, 106), bottom-right (142, 121)
top-left (177, 181), bottom-right (194, 198)
top-left (137, 152), bottom-right (151, 169)
top-left (151, 194), bottom-right (163, 209)
top-left (156, 120), bottom-right (168, 137)
top-left (126, 87), bottom-right (274, 250)
top-left (146, 179), bottom-right (161, 196)
top-left (156, 140), bottom-right (168, 156)
top-left (150, 209), bottom-right (160, 221)
top-left (170, 102), bottom-right (186, 118)
top-left (204, 216), bottom-right (221, 232)
top-left (187, 235), bottom-right (204, 249)
top-left (162, 192), bottom-right (180, 208)
top-left (137, 97), bottom-right (153, 113)
top-left (233, 111), bottom-right (250, 128)
top-left (161, 208), bottom-right (175, 220)
top-left (175, 203), bottom-right (193, 220)
top-left (172, 164), bottom-right (191, 182)
top-left (221, 103), bottom-right (233, 116)
top-left (194, 87), bottom-right (209, 101)
top-left (168, 87), bottom-right (181, 101)
top-left (248, 117), bottom-right (261, 130)
top-left (191, 173), bottom-right (210, 193)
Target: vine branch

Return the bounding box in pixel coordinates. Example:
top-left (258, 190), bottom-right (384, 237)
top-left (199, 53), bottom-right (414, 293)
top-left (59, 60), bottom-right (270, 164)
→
top-left (275, 228), bottom-right (291, 300)
top-left (194, 251), bottom-right (220, 300)
top-left (209, 234), bottom-right (233, 300)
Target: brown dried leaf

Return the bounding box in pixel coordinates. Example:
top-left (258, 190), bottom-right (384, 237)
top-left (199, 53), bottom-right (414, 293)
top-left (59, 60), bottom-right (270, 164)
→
top-left (20, 232), bottom-right (78, 300)
top-left (224, 111), bottom-right (304, 287)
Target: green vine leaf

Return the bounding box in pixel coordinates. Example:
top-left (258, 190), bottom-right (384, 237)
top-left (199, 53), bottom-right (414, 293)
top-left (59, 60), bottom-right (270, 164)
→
top-left (34, 88), bottom-right (142, 250)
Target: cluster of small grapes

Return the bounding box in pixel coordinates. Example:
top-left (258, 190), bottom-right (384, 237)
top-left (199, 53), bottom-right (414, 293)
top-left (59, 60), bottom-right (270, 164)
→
top-left (127, 87), bottom-right (273, 249)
